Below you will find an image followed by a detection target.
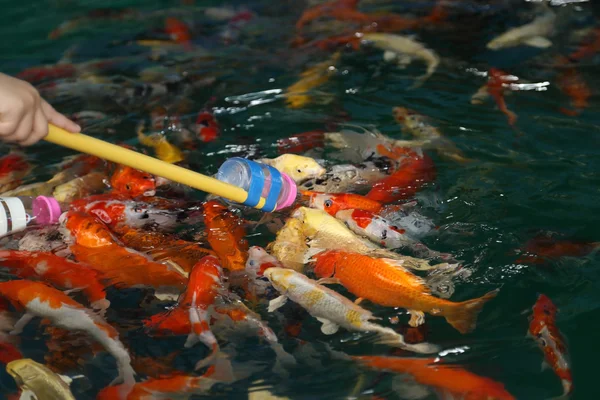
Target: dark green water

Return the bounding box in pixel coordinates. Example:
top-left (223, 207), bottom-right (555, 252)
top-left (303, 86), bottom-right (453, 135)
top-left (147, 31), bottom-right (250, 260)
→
top-left (1, 0), bottom-right (599, 399)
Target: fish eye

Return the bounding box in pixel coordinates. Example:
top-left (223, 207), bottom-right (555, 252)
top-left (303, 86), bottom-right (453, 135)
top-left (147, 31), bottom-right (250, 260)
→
top-left (249, 260), bottom-right (256, 266)
top-left (324, 200), bottom-right (333, 208)
top-left (125, 184), bottom-right (131, 191)
top-left (297, 169), bottom-right (302, 173)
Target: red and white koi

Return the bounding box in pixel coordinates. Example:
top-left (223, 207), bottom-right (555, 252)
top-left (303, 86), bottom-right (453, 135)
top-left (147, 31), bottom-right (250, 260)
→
top-left (0, 250), bottom-right (109, 312)
top-left (528, 294), bottom-right (572, 398)
top-left (0, 280), bottom-right (135, 389)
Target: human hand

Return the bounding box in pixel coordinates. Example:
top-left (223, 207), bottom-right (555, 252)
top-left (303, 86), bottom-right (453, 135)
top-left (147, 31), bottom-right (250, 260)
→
top-left (0, 72), bottom-right (81, 146)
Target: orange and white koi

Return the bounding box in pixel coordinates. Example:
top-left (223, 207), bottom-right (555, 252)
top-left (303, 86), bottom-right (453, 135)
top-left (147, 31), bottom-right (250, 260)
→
top-left (555, 56), bottom-right (591, 117)
top-left (528, 294), bottom-right (572, 397)
top-left (244, 246), bottom-right (281, 300)
top-left (301, 190), bottom-right (383, 216)
top-left (0, 152), bottom-right (33, 194)
top-left (0, 250), bottom-right (109, 311)
top-left (264, 267), bottom-right (439, 354)
top-left (0, 280), bottom-right (135, 389)
top-left (202, 201), bottom-right (249, 271)
top-left (299, 161), bottom-right (391, 193)
top-left (96, 366), bottom-right (233, 400)
top-left (109, 165), bottom-right (157, 198)
top-left (144, 256), bottom-right (232, 375)
top-left (62, 211), bottom-right (187, 293)
top-left (334, 209), bottom-right (453, 262)
top-left (277, 130), bottom-right (326, 155)
top-left (312, 250), bottom-right (498, 333)
top-left (353, 356), bottom-right (515, 400)
top-left (486, 68), bottom-right (519, 126)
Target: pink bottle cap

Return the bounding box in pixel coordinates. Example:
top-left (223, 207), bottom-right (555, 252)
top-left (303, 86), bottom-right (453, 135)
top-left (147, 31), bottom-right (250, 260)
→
top-left (276, 173), bottom-right (298, 211)
top-left (32, 196), bottom-right (62, 225)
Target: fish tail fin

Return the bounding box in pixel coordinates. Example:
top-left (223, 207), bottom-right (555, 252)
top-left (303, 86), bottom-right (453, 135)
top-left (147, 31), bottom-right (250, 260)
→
top-left (445, 289), bottom-right (499, 333)
top-left (196, 343), bottom-right (235, 382)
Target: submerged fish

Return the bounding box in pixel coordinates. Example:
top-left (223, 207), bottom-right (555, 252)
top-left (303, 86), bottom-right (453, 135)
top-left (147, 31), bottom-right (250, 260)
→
top-left (137, 122), bottom-right (185, 164)
top-left (487, 11), bottom-right (555, 50)
top-left (286, 51), bottom-right (341, 108)
top-left (6, 359), bottom-right (76, 400)
top-left (299, 161), bottom-right (390, 193)
top-left (362, 33), bottom-right (440, 87)
top-left (0, 152), bottom-right (33, 194)
top-left (202, 201), bottom-right (249, 271)
top-left (265, 267), bottom-right (439, 354)
top-left (268, 217), bottom-right (309, 272)
top-left (528, 295), bottom-right (572, 397)
top-left (312, 250), bottom-right (497, 333)
top-left (353, 356), bottom-right (515, 400)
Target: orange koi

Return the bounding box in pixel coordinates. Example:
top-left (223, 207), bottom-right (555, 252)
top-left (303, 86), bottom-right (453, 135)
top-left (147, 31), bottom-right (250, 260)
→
top-left (16, 64), bottom-right (77, 84)
top-left (96, 366), bottom-right (231, 400)
top-left (165, 17), bottom-right (192, 47)
top-left (144, 256), bottom-right (232, 374)
top-left (0, 250), bottom-right (109, 311)
top-left (63, 211), bottom-right (187, 292)
top-left (516, 235), bottom-right (600, 265)
top-left (277, 130), bottom-right (326, 154)
top-left (0, 280), bottom-right (135, 387)
top-left (487, 68), bottom-right (518, 126)
top-left (202, 201), bottom-right (249, 271)
top-left (366, 149), bottom-right (435, 203)
top-left (116, 226), bottom-right (215, 274)
top-left (195, 111), bottom-right (220, 143)
top-left (528, 294), bottom-right (572, 397)
top-left (555, 57), bottom-right (591, 116)
top-left (110, 165), bottom-right (157, 198)
top-left (312, 250), bottom-right (498, 333)
top-left (568, 28), bottom-right (600, 62)
top-left (130, 351), bottom-right (180, 379)
top-left (296, 0), bottom-right (365, 30)
top-left (301, 190), bottom-right (383, 216)
top-left (353, 356), bottom-right (515, 400)
top-left (0, 152), bottom-right (33, 193)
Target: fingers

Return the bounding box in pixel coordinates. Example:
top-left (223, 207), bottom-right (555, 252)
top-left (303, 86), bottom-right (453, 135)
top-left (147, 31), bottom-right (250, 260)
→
top-left (41, 100), bottom-right (81, 133)
top-left (19, 109), bottom-right (48, 147)
top-left (5, 108), bottom-right (35, 144)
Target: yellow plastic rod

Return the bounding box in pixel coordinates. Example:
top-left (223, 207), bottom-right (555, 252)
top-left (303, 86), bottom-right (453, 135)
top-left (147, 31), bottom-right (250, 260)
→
top-left (45, 124), bottom-right (267, 208)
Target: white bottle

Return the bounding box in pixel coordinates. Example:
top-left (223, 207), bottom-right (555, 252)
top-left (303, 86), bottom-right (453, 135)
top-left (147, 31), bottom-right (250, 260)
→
top-left (0, 196), bottom-right (63, 238)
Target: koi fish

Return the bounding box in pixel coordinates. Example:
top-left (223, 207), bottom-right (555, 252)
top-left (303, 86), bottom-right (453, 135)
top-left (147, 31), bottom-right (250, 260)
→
top-left (301, 190), bottom-right (383, 215)
top-left (52, 170), bottom-right (108, 203)
top-left (293, 206), bottom-right (442, 271)
top-left (392, 107), bottom-right (471, 163)
top-left (96, 367), bottom-right (233, 400)
top-left (0, 153), bottom-right (33, 194)
top-left (258, 154), bottom-right (326, 184)
top-left (286, 51), bottom-right (341, 109)
top-left (353, 356), bottom-right (515, 400)
top-left (110, 165), bottom-right (157, 198)
top-left (516, 234), bottom-right (600, 265)
top-left (480, 68), bottom-right (519, 126)
top-left (487, 11), bottom-right (555, 50)
top-left (299, 161), bottom-right (390, 193)
top-left (335, 209), bottom-right (452, 262)
top-left (568, 27), bottom-right (600, 62)
top-left (268, 217), bottom-right (309, 272)
top-left (244, 246), bottom-right (280, 301)
top-left (528, 295), bottom-right (572, 398)
top-left (137, 122), bottom-right (185, 164)
top-left (202, 201), bottom-right (249, 271)
top-left (295, 0), bottom-right (365, 30)
top-left (277, 130), bottom-right (326, 154)
top-left (264, 267), bottom-right (439, 354)
top-left (6, 359), bottom-right (76, 400)
top-left (0, 280), bottom-right (135, 388)
top-left (0, 250), bottom-right (109, 311)
top-left (62, 211), bottom-right (187, 293)
top-left (144, 256), bottom-right (233, 375)
top-left (165, 17), bottom-right (192, 47)
top-left (362, 33), bottom-right (440, 88)
top-left (555, 58), bottom-right (591, 117)
top-left (366, 149), bottom-right (436, 204)
top-left (312, 250), bottom-right (498, 333)
top-left (195, 111), bottom-right (220, 143)
top-left (116, 225), bottom-right (215, 274)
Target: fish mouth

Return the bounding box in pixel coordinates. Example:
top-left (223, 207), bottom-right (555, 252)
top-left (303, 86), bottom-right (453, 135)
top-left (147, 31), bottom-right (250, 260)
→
top-left (143, 190), bottom-right (156, 197)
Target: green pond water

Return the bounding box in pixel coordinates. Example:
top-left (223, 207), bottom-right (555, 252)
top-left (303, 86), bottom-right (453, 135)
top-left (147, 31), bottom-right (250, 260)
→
top-left (1, 0), bottom-right (599, 399)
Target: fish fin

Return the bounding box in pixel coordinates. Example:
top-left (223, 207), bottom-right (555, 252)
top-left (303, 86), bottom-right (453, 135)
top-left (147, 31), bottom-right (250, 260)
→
top-left (408, 310), bottom-right (425, 327)
top-left (541, 360), bottom-right (550, 371)
top-left (354, 297), bottom-right (364, 305)
top-left (524, 36), bottom-right (552, 48)
top-left (10, 313), bottom-right (35, 335)
top-left (268, 295), bottom-right (288, 313)
top-left (316, 277), bottom-right (341, 286)
top-left (445, 289), bottom-right (499, 334)
top-left (316, 318), bottom-right (339, 335)
top-left (62, 287), bottom-right (84, 295)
